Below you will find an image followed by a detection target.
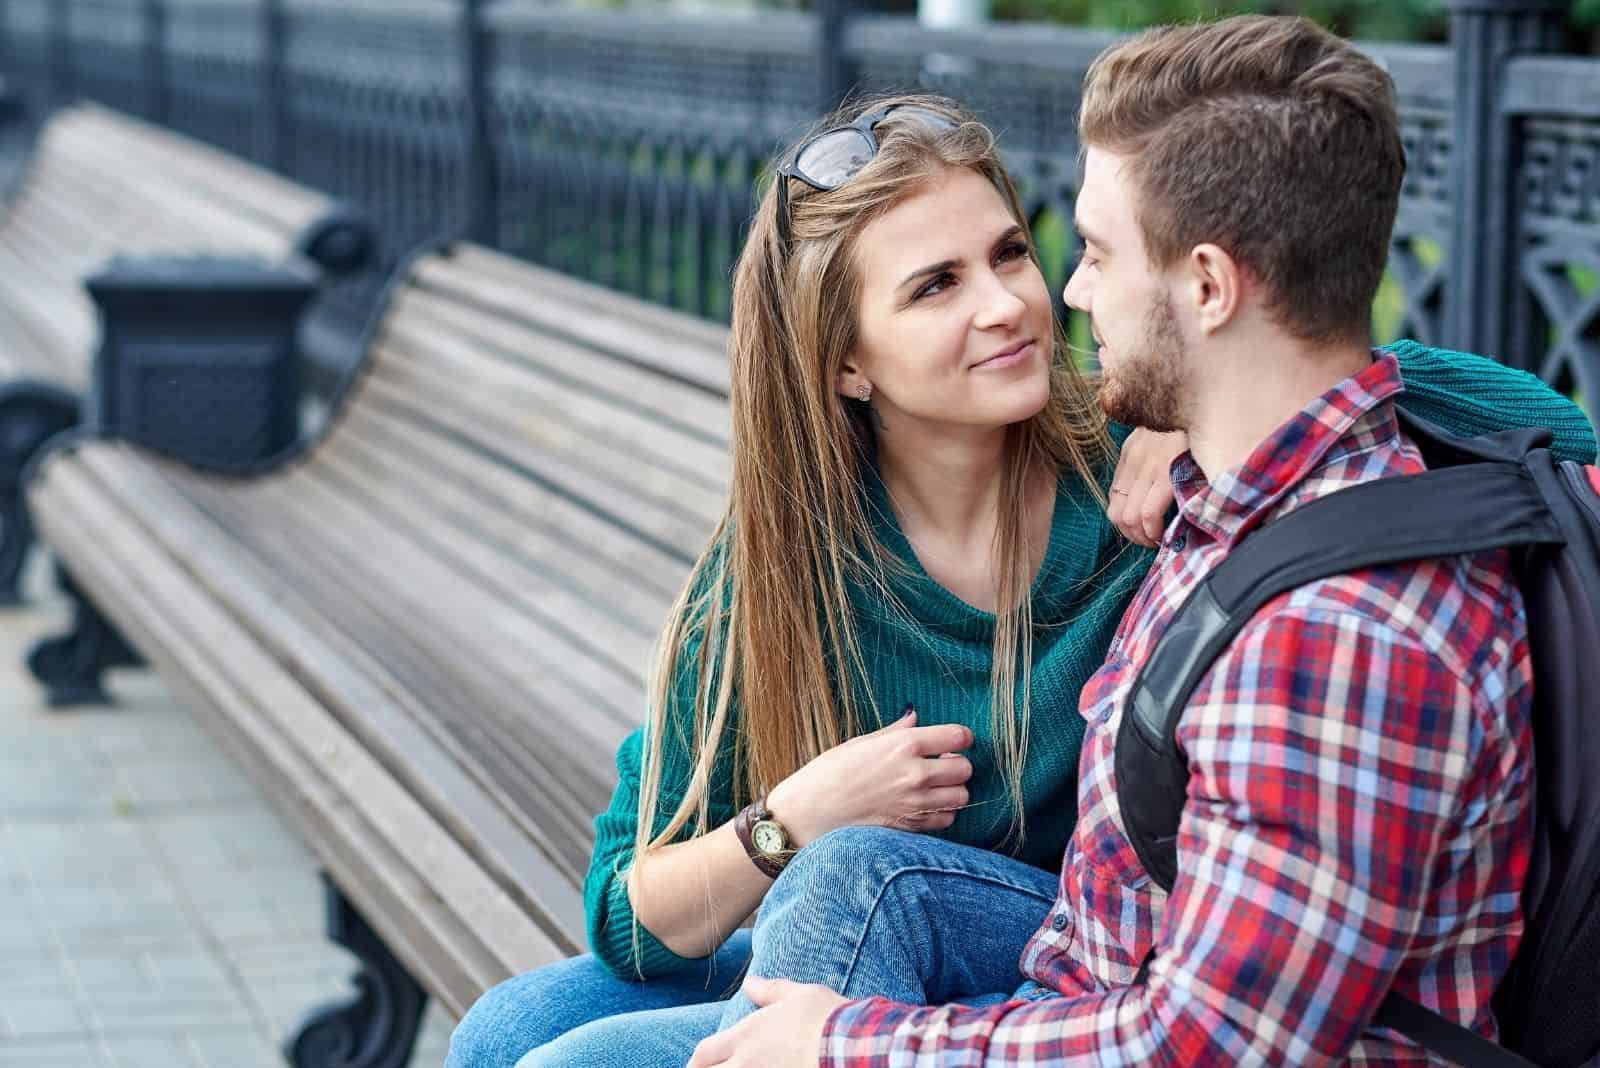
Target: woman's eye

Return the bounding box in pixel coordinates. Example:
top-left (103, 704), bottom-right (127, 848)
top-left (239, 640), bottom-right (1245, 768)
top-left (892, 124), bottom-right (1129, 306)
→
top-left (914, 273), bottom-right (955, 301)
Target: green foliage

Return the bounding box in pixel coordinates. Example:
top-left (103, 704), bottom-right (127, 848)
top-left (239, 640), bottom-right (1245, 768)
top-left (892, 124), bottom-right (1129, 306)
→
top-left (986, 0), bottom-right (1448, 42)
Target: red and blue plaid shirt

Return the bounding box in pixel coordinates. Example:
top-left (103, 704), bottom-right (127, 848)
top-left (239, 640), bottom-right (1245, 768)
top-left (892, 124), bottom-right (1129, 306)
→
top-left (821, 354), bottom-right (1535, 1066)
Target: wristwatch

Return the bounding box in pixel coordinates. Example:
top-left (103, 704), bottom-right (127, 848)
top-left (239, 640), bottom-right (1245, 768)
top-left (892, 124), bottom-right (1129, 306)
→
top-left (734, 796), bottom-right (791, 878)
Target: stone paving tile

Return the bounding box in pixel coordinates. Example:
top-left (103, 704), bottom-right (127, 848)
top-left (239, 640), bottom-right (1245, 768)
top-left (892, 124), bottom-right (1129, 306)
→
top-left (0, 821), bottom-right (33, 888)
top-left (110, 756), bottom-right (259, 810)
top-left (147, 802), bottom-right (326, 887)
top-left (0, 882), bottom-right (56, 957)
top-left (179, 1029), bottom-right (304, 1068)
top-left (0, 1035), bottom-right (115, 1067)
top-left (30, 885), bottom-right (208, 958)
top-left (10, 816), bottom-right (179, 894)
top-left (416, 1005), bottom-right (454, 1064)
top-left (0, 952), bottom-right (93, 1041)
top-left (0, 755), bottom-right (128, 818)
top-left (72, 947), bottom-right (256, 1037)
top-left (187, 886), bottom-right (326, 948)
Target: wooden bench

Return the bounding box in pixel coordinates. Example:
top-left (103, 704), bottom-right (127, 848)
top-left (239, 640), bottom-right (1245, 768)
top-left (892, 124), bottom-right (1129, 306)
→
top-left (25, 242), bottom-right (733, 1064)
top-left (0, 102), bottom-right (373, 600)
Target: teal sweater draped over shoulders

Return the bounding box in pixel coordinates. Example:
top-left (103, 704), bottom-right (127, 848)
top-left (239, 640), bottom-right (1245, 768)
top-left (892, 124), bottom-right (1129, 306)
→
top-left (583, 341), bottom-right (1597, 980)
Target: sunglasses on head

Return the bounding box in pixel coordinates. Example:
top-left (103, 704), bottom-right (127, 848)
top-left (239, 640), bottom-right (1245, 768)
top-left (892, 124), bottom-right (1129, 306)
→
top-left (775, 103), bottom-right (960, 253)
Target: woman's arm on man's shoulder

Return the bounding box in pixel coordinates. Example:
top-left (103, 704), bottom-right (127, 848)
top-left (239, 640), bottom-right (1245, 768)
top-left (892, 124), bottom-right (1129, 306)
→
top-left (1386, 338), bottom-right (1598, 464)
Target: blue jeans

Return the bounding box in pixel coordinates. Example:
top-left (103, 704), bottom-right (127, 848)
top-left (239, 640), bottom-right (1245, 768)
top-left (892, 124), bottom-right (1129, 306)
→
top-left (473, 827), bottom-right (1061, 1066)
top-left (445, 929), bottom-right (752, 1068)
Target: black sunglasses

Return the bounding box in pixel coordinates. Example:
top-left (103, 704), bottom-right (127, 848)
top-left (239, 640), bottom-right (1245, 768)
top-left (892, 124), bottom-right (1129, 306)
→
top-left (775, 104), bottom-right (959, 253)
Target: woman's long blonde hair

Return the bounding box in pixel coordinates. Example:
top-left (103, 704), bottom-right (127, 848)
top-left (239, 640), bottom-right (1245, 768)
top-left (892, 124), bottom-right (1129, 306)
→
top-left (632, 93), bottom-right (1113, 883)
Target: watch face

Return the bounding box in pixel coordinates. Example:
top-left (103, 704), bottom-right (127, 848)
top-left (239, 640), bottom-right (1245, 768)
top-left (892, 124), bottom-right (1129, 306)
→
top-left (752, 820), bottom-right (787, 855)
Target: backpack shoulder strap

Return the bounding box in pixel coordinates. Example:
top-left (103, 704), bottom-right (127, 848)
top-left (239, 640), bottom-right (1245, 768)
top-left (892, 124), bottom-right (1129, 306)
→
top-left (1116, 459), bottom-right (1562, 1068)
top-left (1117, 460), bottom-right (1561, 889)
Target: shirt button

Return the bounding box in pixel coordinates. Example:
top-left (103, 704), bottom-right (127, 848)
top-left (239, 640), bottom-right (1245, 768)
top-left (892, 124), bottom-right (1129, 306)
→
top-left (1051, 912), bottom-right (1069, 932)
top-left (1169, 534), bottom-right (1187, 552)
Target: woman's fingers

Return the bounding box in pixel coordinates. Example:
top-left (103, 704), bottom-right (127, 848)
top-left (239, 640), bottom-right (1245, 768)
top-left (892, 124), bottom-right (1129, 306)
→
top-left (917, 785), bottom-right (970, 811)
top-left (1135, 468), bottom-right (1174, 547)
top-left (921, 754), bottom-right (973, 787)
top-left (902, 723), bottom-right (975, 757)
top-left (1108, 428), bottom-right (1187, 546)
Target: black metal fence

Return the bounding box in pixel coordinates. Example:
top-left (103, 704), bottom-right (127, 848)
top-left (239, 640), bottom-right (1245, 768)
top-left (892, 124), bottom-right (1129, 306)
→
top-left (1, 0), bottom-right (1597, 412)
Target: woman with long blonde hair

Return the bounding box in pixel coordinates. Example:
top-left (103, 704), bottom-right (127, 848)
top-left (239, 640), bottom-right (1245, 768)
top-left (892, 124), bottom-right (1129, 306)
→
top-left (447, 93), bottom-right (1596, 1068)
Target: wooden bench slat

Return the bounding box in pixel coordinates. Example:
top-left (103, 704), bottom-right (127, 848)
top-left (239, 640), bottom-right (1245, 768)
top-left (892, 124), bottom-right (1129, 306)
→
top-left (365, 344), bottom-right (728, 527)
top-left (389, 284), bottom-right (731, 443)
top-left (73, 103), bottom-right (334, 228)
top-left (414, 248), bottom-right (731, 396)
top-left (375, 315), bottom-right (731, 490)
top-left (338, 399), bottom-right (691, 602)
top-left (326, 412), bottom-right (684, 637)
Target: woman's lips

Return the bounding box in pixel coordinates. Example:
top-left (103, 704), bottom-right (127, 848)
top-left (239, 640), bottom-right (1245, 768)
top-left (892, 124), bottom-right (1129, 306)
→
top-left (973, 339), bottom-right (1037, 371)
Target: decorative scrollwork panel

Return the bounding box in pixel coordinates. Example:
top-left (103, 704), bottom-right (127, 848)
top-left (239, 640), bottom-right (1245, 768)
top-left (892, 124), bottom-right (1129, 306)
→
top-left (1518, 117), bottom-right (1600, 412)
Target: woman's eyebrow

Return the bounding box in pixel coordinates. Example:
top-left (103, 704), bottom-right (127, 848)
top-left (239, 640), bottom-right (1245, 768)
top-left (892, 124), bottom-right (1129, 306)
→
top-left (899, 257), bottom-right (960, 291)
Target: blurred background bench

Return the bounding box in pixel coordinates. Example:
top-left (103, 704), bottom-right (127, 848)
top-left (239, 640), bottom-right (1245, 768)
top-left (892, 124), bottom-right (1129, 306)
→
top-left (0, 103), bottom-right (372, 603)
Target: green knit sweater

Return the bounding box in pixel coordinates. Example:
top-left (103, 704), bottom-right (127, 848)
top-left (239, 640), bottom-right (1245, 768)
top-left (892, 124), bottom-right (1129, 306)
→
top-left (584, 341), bottom-right (1597, 980)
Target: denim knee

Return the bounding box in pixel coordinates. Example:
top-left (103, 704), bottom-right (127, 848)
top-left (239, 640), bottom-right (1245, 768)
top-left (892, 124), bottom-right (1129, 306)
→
top-left (771, 825), bottom-right (919, 904)
top-left (446, 960), bottom-right (589, 1068)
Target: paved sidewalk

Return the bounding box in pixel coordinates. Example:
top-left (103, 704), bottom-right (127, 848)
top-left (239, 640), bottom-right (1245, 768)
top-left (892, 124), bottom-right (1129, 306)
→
top-left (0, 563), bottom-right (454, 1067)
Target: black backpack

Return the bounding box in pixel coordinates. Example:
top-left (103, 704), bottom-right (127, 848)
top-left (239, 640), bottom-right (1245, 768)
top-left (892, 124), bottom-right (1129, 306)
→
top-left (1117, 412), bottom-right (1600, 1068)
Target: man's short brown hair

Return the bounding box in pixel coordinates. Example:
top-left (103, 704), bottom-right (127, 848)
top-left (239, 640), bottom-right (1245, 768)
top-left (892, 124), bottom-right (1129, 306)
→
top-left (1079, 15), bottom-right (1405, 344)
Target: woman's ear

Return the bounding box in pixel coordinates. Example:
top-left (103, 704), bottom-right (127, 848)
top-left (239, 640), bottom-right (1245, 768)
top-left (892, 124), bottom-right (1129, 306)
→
top-left (835, 355), bottom-right (868, 401)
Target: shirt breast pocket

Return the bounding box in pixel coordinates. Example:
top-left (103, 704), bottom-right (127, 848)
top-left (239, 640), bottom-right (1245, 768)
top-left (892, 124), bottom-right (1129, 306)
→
top-left (1079, 655), bottom-right (1129, 727)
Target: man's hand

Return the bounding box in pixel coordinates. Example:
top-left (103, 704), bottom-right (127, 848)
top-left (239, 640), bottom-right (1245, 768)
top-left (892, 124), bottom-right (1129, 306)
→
top-left (1108, 428), bottom-right (1187, 547)
top-left (687, 977), bottom-right (846, 1068)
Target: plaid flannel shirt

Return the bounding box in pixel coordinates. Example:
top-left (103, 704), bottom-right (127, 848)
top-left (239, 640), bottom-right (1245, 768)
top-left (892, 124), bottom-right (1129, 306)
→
top-left (821, 354), bottom-right (1535, 1066)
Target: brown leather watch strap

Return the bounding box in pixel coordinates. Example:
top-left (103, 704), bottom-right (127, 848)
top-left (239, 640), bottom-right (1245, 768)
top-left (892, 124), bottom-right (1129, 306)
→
top-left (733, 798), bottom-right (786, 879)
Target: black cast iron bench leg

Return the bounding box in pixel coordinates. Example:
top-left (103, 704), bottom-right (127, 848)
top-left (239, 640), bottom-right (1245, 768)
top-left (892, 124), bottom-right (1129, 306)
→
top-left (286, 873), bottom-right (429, 1068)
top-left (0, 382), bottom-right (80, 605)
top-left (27, 561), bottom-right (142, 707)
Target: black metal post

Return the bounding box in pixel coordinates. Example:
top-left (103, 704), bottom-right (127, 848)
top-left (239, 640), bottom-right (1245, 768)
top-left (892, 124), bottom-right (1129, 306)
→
top-left (47, 0), bottom-right (71, 107)
top-left (261, 0), bottom-right (290, 171)
top-left (817, 0), bottom-right (853, 115)
top-left (1442, 0), bottom-right (1564, 365)
top-left (461, 0), bottom-right (498, 244)
top-left (142, 0), bottom-right (168, 125)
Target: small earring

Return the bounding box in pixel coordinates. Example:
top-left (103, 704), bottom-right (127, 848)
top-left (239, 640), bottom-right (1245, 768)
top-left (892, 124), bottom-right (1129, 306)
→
top-left (857, 382), bottom-right (873, 403)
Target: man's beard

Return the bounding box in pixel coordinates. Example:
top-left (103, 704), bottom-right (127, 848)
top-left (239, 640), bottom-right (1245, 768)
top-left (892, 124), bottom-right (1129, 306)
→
top-left (1096, 292), bottom-right (1188, 433)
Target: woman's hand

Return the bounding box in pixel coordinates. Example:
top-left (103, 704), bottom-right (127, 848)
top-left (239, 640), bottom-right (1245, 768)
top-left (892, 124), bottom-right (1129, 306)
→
top-left (765, 709), bottom-right (973, 847)
top-left (1109, 428), bottom-right (1187, 547)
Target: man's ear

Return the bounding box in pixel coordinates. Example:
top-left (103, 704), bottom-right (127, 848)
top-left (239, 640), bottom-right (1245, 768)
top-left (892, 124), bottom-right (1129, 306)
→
top-left (1185, 243), bottom-right (1245, 337)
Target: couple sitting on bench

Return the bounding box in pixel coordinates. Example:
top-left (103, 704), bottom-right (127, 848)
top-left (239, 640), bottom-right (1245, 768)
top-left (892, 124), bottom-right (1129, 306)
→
top-left (452, 15), bottom-right (1598, 1068)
